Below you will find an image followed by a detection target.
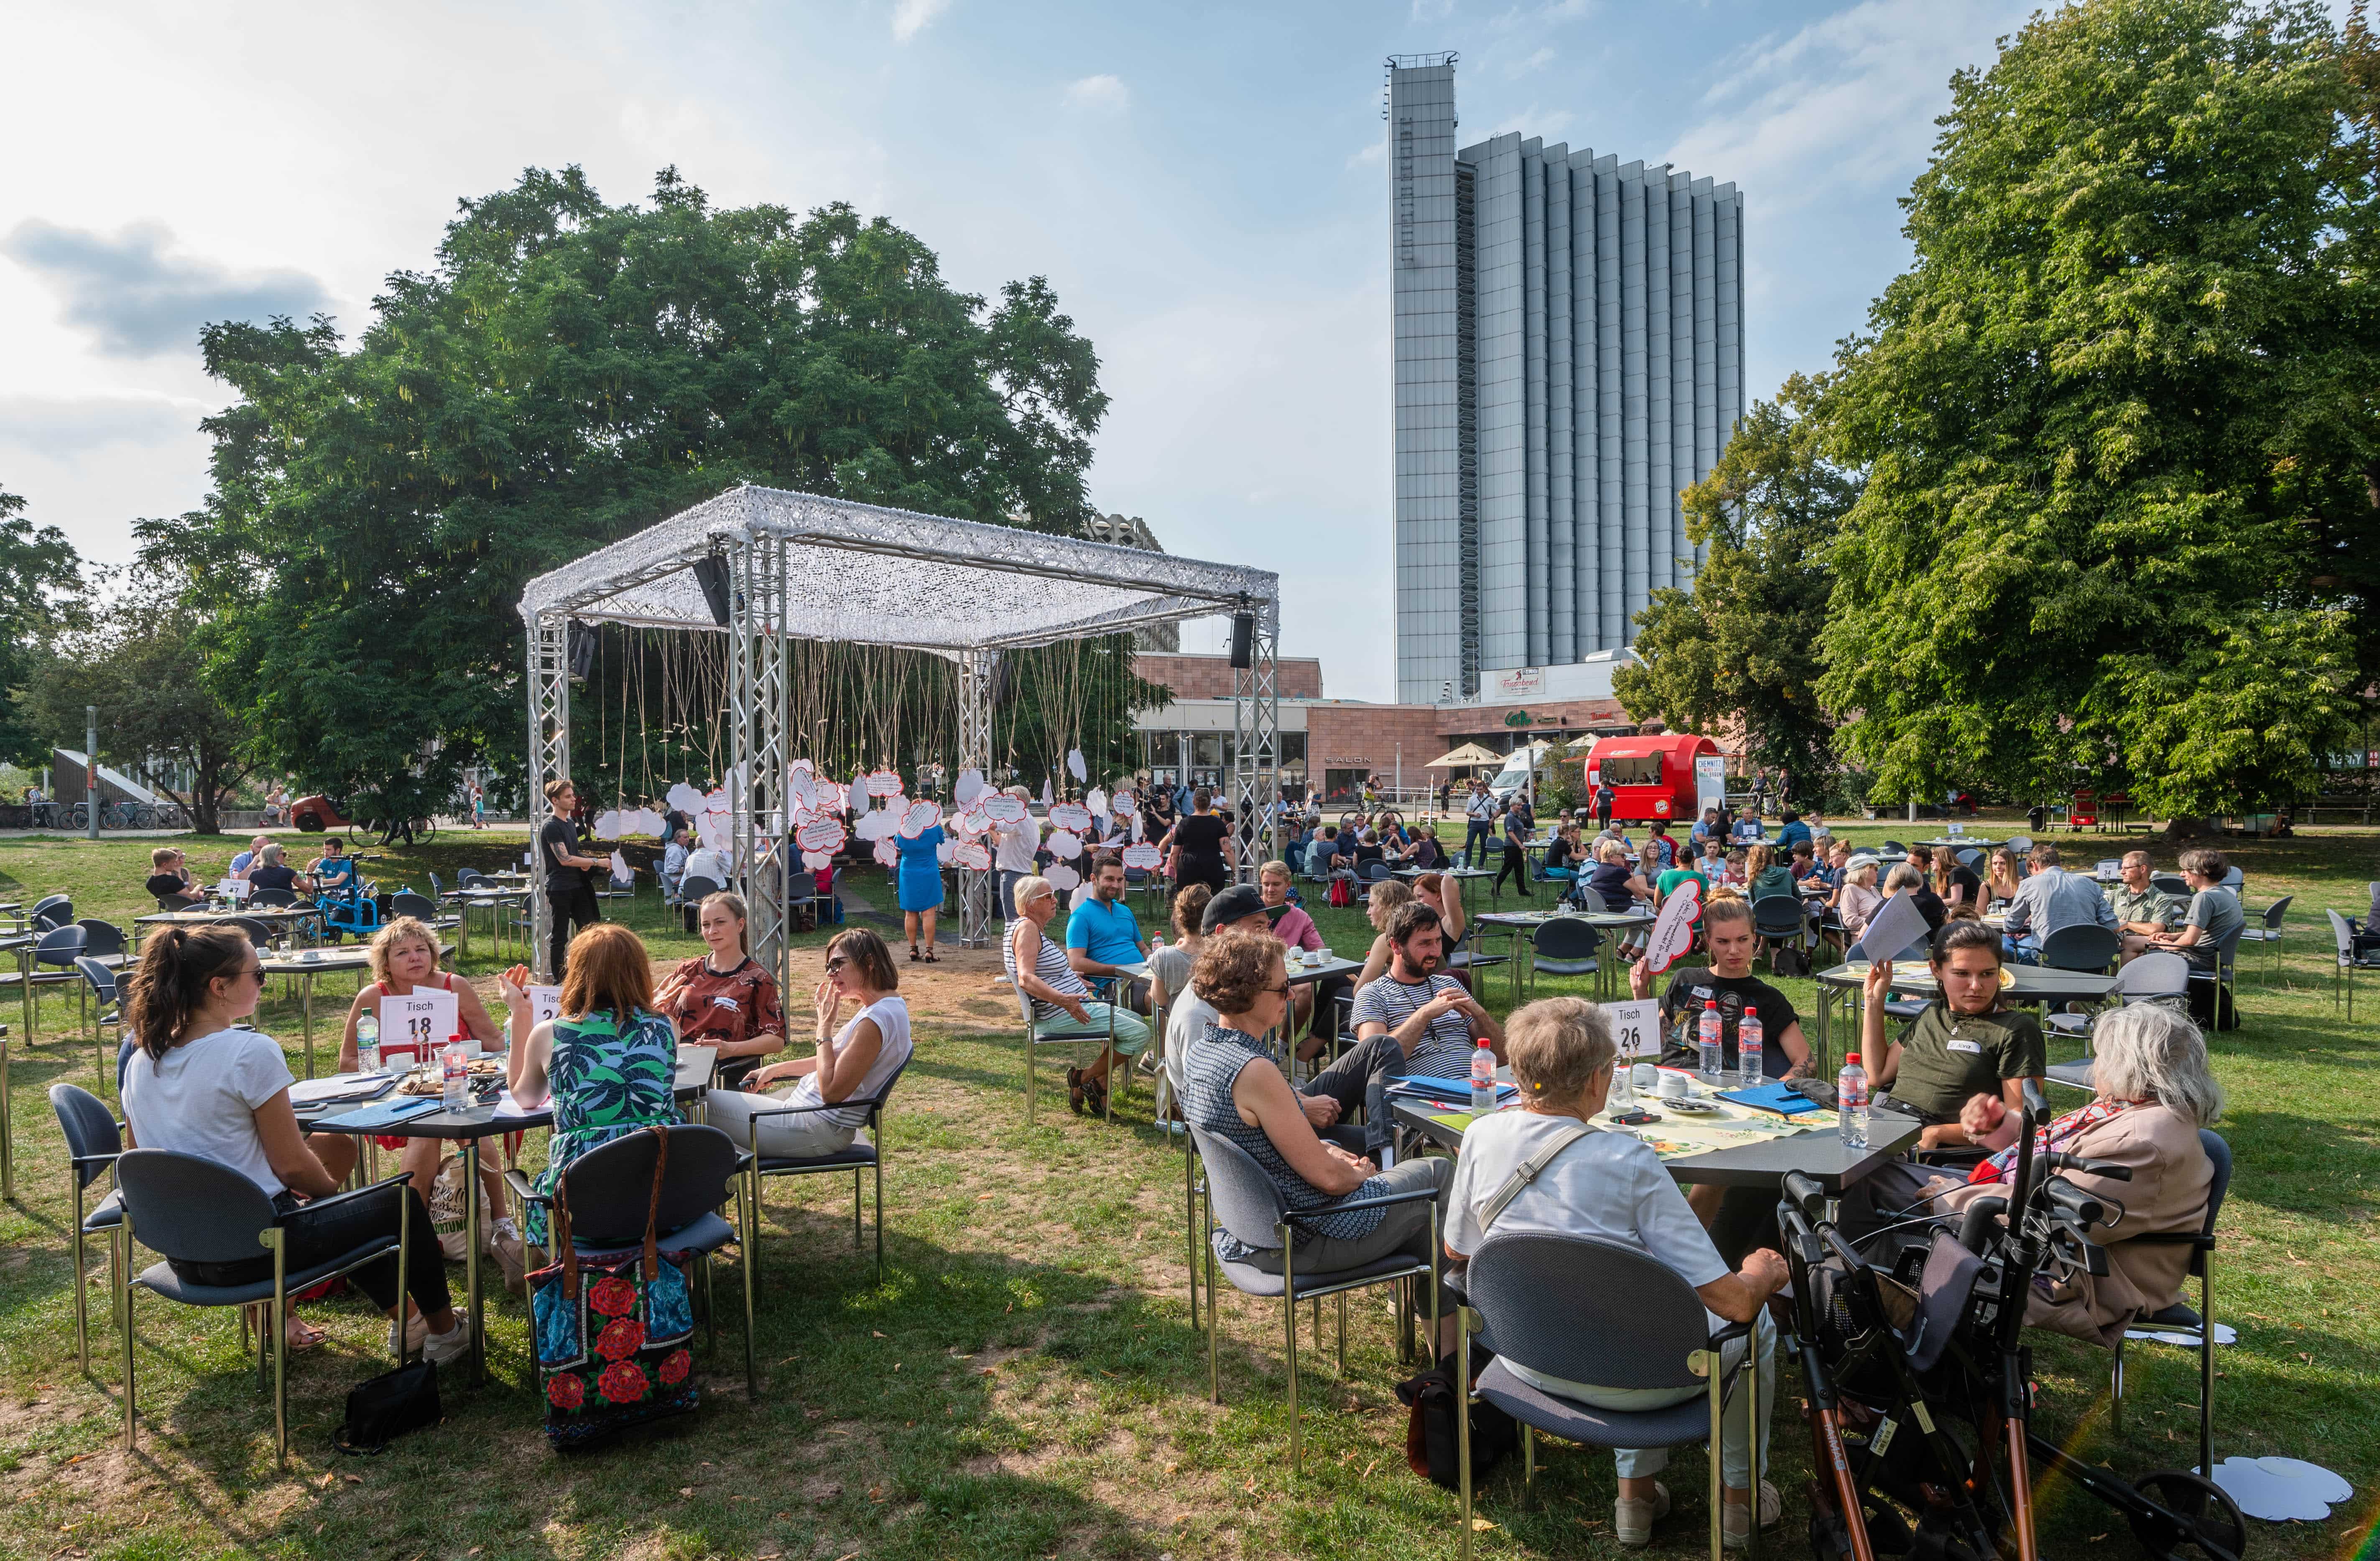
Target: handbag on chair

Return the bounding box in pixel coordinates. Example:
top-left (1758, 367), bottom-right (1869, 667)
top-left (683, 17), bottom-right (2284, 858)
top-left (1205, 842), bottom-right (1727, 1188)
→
top-left (527, 1126), bottom-right (702, 1449)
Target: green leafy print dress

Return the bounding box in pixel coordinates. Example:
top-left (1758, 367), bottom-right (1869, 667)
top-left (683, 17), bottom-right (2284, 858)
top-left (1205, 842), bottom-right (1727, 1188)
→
top-left (527, 1007), bottom-right (681, 1246)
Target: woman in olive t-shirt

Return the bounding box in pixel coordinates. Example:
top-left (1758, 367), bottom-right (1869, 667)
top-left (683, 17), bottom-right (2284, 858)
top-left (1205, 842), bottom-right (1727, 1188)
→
top-left (1864, 921), bottom-right (2045, 1149)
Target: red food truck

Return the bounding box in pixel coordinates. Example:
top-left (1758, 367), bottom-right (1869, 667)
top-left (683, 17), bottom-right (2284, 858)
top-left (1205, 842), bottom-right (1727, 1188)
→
top-left (1578, 733), bottom-right (1724, 825)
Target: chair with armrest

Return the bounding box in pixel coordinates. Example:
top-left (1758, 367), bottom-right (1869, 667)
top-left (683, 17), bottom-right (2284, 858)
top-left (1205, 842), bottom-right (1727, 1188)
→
top-left (739, 1055), bottom-right (908, 1288)
top-left (48, 1083), bottom-right (124, 1371)
top-left (1524, 917), bottom-right (1601, 999)
top-left (2235, 895), bottom-right (2292, 985)
top-left (2107, 1128), bottom-right (2230, 1478)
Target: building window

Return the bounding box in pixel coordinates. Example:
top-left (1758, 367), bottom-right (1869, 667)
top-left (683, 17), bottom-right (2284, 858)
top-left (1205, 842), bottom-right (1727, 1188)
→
top-left (1322, 767), bottom-right (1371, 802)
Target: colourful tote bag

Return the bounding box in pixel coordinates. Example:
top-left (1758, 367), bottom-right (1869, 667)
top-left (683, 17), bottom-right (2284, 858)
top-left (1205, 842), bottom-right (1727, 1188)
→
top-left (528, 1126), bottom-right (700, 1448)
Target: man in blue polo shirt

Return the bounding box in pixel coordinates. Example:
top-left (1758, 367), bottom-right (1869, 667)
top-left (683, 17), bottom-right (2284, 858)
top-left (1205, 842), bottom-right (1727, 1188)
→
top-left (1066, 852), bottom-right (1151, 1015)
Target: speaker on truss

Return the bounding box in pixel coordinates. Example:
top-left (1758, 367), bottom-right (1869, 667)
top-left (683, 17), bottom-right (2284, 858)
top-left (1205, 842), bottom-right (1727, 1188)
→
top-left (1227, 611), bottom-right (1257, 669)
top-left (691, 550), bottom-right (733, 628)
top-left (566, 620), bottom-right (597, 682)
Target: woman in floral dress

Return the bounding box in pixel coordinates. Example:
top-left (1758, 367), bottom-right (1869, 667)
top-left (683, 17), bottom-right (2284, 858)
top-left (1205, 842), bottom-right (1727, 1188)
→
top-left (500, 924), bottom-right (679, 1247)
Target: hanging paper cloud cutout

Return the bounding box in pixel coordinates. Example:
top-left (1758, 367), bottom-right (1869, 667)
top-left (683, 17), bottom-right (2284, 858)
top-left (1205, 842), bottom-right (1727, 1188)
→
top-left (984, 793), bottom-right (1029, 825)
top-left (873, 837), bottom-right (902, 869)
top-left (666, 782), bottom-right (706, 815)
top-left (1130, 813), bottom-right (1145, 843)
top-left (848, 775), bottom-right (867, 815)
top-left (801, 850), bottom-right (832, 872)
top-left (795, 817), bottom-right (847, 853)
top-left (1086, 787), bottom-right (1107, 820)
top-left (900, 799), bottom-right (943, 839)
top-left (955, 769), bottom-right (986, 805)
top-left (954, 840), bottom-right (992, 871)
top-left (1046, 830), bottom-right (1082, 860)
top-left (1113, 789), bottom-right (1136, 813)
top-left (866, 769), bottom-right (905, 797)
top-left (1644, 879), bottom-right (1702, 973)
top-left (593, 810), bottom-right (623, 838)
top-left (1122, 843), bottom-right (1162, 870)
top-left (936, 840), bottom-right (956, 864)
top-left (853, 808), bottom-right (896, 842)
top-left (1049, 802), bottom-right (1093, 833)
top-left (1066, 749), bottom-right (1086, 782)
top-left (1043, 861), bottom-right (1079, 891)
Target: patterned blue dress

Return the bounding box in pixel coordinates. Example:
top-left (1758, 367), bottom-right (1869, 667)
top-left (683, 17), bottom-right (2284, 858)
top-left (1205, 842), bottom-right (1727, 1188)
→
top-left (526, 1007), bottom-right (680, 1246)
top-left (1182, 1019), bottom-right (1390, 1263)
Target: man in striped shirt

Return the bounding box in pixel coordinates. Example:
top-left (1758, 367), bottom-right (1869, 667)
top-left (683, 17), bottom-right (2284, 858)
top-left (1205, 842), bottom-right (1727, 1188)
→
top-left (1307, 901), bottom-right (1505, 1153)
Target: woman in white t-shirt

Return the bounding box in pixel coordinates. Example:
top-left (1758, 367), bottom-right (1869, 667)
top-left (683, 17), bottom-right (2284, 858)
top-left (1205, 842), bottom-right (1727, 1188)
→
top-left (1443, 997), bottom-right (1787, 1549)
top-left (118, 924), bottom-right (469, 1363)
top-left (708, 928), bottom-right (913, 1159)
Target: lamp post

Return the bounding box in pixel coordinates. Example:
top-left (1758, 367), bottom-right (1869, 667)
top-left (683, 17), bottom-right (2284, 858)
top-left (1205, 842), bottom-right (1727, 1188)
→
top-left (84, 706), bottom-right (99, 840)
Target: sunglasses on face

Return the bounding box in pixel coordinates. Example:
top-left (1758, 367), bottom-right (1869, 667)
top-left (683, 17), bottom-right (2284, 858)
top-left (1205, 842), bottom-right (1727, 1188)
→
top-left (235, 966), bottom-right (267, 986)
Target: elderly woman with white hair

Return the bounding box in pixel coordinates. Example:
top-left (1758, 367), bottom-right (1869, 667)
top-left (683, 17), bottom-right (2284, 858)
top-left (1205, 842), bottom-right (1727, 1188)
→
top-left (1003, 873), bottom-right (1150, 1115)
top-left (1841, 1003), bottom-right (2222, 1349)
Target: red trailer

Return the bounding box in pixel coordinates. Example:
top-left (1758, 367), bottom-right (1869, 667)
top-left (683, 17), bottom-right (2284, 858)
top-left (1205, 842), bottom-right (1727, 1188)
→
top-left (1579, 733), bottom-right (1724, 825)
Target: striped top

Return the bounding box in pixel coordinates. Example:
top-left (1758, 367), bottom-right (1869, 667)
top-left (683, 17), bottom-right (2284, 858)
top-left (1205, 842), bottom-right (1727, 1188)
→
top-left (1005, 920), bottom-right (1090, 1022)
top-left (1184, 1020), bottom-right (1388, 1260)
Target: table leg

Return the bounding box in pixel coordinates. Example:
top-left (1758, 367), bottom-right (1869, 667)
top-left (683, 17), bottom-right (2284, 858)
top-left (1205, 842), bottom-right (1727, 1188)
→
top-left (1, 1036), bottom-right (12, 1202)
top-left (18, 947), bottom-right (32, 1046)
top-left (464, 1137), bottom-right (485, 1387)
top-left (1510, 927), bottom-right (1528, 1004)
top-left (301, 973), bottom-right (316, 1080)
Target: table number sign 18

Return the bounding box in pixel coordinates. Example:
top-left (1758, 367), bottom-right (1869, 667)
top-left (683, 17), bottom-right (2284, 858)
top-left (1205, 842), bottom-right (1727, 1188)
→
top-left (380, 989), bottom-right (460, 1062)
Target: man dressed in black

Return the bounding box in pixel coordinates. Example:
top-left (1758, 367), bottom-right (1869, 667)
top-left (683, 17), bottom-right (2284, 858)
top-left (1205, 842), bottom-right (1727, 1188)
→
top-left (541, 777), bottom-right (608, 976)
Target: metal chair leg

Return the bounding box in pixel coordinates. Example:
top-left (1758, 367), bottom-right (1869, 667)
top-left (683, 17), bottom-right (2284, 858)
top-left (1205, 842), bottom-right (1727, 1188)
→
top-left (1281, 1221), bottom-right (1300, 1476)
top-left (1458, 1308), bottom-right (1474, 1561)
top-left (1708, 1350), bottom-right (1726, 1561)
top-left (121, 1212), bottom-right (137, 1452)
top-left (261, 1226), bottom-right (288, 1469)
top-left (1746, 1327), bottom-right (1761, 1558)
top-left (2199, 1261), bottom-right (2215, 1478)
top-left (1205, 1189), bottom-right (1221, 1404)
top-left (873, 1151), bottom-right (885, 1283)
top-left (71, 1186), bottom-right (89, 1372)
top-left (741, 1171), bottom-right (759, 1398)
top-left (852, 1170), bottom-right (862, 1252)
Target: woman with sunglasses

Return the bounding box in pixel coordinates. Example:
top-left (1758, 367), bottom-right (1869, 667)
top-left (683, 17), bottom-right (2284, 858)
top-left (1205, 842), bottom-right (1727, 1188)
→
top-left (118, 924), bottom-right (469, 1363)
top-left (707, 928), bottom-right (913, 1160)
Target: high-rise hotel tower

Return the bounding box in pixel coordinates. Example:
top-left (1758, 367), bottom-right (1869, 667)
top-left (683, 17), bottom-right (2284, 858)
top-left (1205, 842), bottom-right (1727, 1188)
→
top-left (1388, 53), bottom-right (1745, 704)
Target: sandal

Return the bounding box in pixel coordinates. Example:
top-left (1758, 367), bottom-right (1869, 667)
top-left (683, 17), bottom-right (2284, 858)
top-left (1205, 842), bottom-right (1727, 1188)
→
top-left (1066, 1066), bottom-right (1088, 1115)
top-left (1081, 1071), bottom-right (1109, 1117)
top-left (909, 946), bottom-right (921, 963)
top-left (921, 950), bottom-right (939, 963)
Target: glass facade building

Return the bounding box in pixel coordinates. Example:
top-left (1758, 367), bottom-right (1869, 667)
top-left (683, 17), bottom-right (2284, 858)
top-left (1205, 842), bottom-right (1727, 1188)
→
top-left (1388, 54), bottom-right (1745, 704)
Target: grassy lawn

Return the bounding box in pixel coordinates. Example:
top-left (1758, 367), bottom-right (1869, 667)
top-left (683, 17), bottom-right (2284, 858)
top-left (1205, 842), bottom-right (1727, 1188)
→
top-left (0, 817), bottom-right (2373, 1561)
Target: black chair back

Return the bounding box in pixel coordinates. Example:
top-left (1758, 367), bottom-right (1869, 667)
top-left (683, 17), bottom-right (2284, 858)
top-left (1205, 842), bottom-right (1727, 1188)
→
top-left (248, 888), bottom-right (297, 908)
top-left (1532, 918), bottom-right (1602, 960)
top-left (680, 875), bottom-right (722, 904)
top-left (2260, 895), bottom-right (2293, 931)
top-left (76, 919), bottom-right (127, 960)
top-left (34, 924), bottom-right (89, 968)
top-left (31, 894), bottom-right (73, 930)
top-left (49, 1083), bottom-right (122, 1190)
top-left (228, 918), bottom-right (274, 947)
top-left (558, 1124), bottom-right (741, 1246)
top-left (2194, 1130), bottom-right (2232, 1277)
top-left (2038, 923), bottom-right (2120, 972)
top-left (1186, 1125), bottom-right (1288, 1255)
top-left (115, 1149), bottom-right (280, 1263)
top-left (389, 892), bottom-right (437, 920)
top-left (74, 955), bottom-right (118, 1005)
top-left (1752, 897), bottom-right (1806, 937)
top-left (2152, 873), bottom-right (2190, 899)
top-left (1467, 1232), bottom-right (1712, 1391)
top-left (1360, 861), bottom-right (1393, 884)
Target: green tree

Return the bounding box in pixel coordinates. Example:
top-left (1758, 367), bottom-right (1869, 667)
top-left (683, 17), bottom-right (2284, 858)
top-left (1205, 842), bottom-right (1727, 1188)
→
top-left (0, 485), bottom-right (85, 767)
top-left (147, 166), bottom-right (1110, 821)
top-left (1819, 0), bottom-right (2378, 820)
top-left (27, 565), bottom-right (256, 834)
top-left (1613, 375), bottom-right (1861, 804)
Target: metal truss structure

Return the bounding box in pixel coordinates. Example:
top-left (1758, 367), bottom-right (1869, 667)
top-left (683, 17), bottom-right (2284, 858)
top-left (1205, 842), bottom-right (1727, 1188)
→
top-left (518, 485), bottom-right (1278, 992)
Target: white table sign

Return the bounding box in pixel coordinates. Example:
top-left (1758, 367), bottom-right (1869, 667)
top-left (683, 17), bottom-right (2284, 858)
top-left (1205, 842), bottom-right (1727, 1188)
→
top-left (380, 988), bottom-right (460, 1060)
top-left (1604, 998), bottom-right (1661, 1058)
top-left (527, 984), bottom-right (563, 1030)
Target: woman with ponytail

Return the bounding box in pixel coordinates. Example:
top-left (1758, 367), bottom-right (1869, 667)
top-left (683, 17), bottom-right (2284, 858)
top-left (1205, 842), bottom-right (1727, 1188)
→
top-left (120, 924), bottom-right (470, 1363)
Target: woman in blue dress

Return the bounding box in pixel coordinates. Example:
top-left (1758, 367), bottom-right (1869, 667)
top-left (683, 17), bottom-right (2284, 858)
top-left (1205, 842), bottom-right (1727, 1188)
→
top-left (894, 818), bottom-right (948, 962)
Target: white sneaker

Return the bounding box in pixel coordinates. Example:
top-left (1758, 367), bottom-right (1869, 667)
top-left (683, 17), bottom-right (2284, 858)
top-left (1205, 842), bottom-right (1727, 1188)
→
top-left (386, 1309), bottom-right (430, 1358)
top-left (1722, 1481), bottom-right (1783, 1549)
top-left (1614, 1482), bottom-right (1671, 1546)
top-left (422, 1311), bottom-right (473, 1367)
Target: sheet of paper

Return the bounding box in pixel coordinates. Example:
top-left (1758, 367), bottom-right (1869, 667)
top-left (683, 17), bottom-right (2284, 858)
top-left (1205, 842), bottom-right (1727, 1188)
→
top-left (1603, 998), bottom-right (1661, 1058)
top-left (1860, 891), bottom-right (1934, 965)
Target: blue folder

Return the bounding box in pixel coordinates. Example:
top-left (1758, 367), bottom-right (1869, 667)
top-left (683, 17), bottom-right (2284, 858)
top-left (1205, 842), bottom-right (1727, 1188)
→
top-left (1715, 1081), bottom-right (1823, 1118)
top-left (315, 1095), bottom-right (444, 1132)
top-left (1388, 1076), bottom-right (1519, 1102)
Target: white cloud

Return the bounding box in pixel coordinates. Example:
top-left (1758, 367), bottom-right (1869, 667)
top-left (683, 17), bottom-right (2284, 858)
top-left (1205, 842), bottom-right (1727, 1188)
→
top-left (0, 392), bottom-right (210, 451)
top-left (1347, 137), bottom-right (1388, 169)
top-left (1663, 0), bottom-right (2033, 212)
top-left (890, 0), bottom-right (950, 43)
top-left (1063, 74), bottom-right (1130, 113)
top-left (1508, 46), bottom-right (1556, 75)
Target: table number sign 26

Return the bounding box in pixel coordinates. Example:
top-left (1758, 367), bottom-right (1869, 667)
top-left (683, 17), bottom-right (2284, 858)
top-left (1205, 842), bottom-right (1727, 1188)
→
top-left (1603, 998), bottom-right (1661, 1059)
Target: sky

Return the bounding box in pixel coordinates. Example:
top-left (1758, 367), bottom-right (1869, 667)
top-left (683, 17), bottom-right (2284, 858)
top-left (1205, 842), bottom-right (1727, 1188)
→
top-left (0, 0), bottom-right (2044, 702)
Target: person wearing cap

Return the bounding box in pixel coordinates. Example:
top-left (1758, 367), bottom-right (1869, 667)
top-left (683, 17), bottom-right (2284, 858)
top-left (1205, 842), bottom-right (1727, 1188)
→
top-left (1825, 854), bottom-right (1884, 952)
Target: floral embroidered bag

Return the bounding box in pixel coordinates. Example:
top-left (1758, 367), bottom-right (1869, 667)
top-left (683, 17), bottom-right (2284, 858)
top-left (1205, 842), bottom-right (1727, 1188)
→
top-left (529, 1125), bottom-right (700, 1448)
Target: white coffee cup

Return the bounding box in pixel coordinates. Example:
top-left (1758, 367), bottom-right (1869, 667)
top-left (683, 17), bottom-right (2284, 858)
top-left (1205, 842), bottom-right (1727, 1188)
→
top-left (1657, 1070), bottom-right (1688, 1100)
top-left (1632, 1062), bottom-right (1659, 1092)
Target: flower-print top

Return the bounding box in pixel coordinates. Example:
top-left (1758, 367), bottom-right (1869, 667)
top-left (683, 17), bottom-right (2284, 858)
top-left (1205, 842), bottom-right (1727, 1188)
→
top-left (525, 1006), bottom-right (679, 1246)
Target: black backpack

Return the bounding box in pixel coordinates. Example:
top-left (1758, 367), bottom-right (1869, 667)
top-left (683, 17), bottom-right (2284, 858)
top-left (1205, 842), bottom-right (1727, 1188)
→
top-left (1395, 1355), bottom-right (1518, 1490)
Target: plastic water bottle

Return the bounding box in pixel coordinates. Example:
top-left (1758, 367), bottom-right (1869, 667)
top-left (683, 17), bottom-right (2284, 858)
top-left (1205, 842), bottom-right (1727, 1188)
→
top-left (1737, 1006), bottom-right (1764, 1088)
top-left (355, 1011), bottom-right (381, 1075)
top-left (442, 1035), bottom-right (469, 1111)
top-left (1838, 1053), bottom-right (1870, 1149)
top-left (1697, 1001), bottom-right (1723, 1082)
top-left (1469, 1038), bottom-right (1498, 1116)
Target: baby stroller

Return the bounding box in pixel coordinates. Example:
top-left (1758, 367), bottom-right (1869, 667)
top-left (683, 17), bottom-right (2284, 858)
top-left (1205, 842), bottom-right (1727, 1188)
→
top-left (1774, 1083), bottom-right (2244, 1561)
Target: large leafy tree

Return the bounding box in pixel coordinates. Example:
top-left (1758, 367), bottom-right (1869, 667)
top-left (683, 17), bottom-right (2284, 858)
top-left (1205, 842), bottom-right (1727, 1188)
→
top-left (1614, 375), bottom-right (1860, 803)
top-left (1819, 0), bottom-right (2378, 819)
top-left (0, 486), bottom-right (85, 766)
top-left (150, 166), bottom-right (1110, 820)
top-left (28, 565), bottom-right (256, 834)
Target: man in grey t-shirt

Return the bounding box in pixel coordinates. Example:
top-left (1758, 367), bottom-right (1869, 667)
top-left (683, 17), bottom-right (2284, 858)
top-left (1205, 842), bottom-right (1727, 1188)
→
top-left (1307, 901), bottom-right (1505, 1152)
top-left (2143, 847), bottom-right (2244, 973)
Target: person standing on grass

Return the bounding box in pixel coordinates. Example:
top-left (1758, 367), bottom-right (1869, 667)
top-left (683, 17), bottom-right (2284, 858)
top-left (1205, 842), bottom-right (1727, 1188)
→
top-left (893, 810), bottom-right (947, 963)
top-left (540, 777), bottom-right (607, 978)
top-left (1492, 796), bottom-right (1535, 900)
top-left (1463, 778), bottom-right (1497, 868)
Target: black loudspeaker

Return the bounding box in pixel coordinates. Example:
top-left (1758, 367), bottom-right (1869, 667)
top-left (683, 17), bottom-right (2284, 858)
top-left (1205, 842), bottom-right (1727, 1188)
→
top-left (691, 551), bottom-right (733, 627)
top-left (567, 621), bottom-right (597, 681)
top-left (1227, 611), bottom-right (1256, 669)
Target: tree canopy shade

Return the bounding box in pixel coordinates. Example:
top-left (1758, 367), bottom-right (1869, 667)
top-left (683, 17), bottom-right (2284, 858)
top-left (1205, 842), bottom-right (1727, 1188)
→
top-left (148, 166), bottom-right (1110, 820)
top-left (0, 485), bottom-right (84, 766)
top-left (1613, 375), bottom-right (1859, 804)
top-left (1818, 0), bottom-right (2380, 818)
